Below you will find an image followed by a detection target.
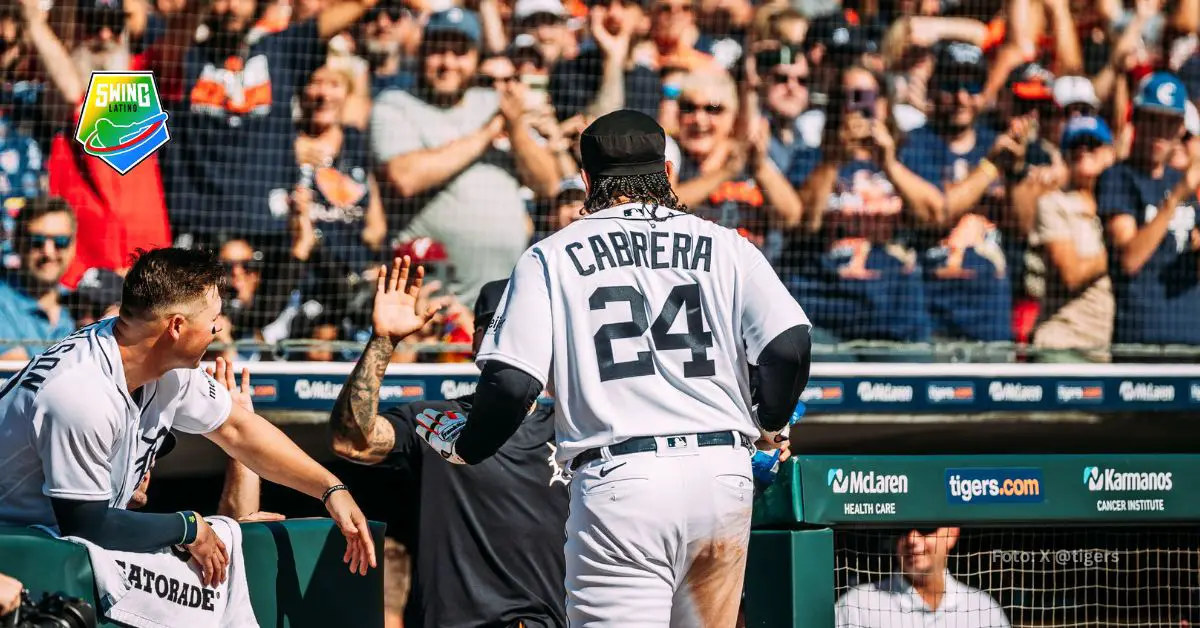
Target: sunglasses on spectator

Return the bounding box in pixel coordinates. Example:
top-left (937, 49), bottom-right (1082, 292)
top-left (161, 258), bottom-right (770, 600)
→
top-left (1063, 103), bottom-right (1098, 118)
top-left (370, 5), bottom-right (413, 21)
top-left (423, 39), bottom-right (474, 57)
top-left (653, 2), bottom-right (693, 15)
top-left (1067, 139), bottom-right (1105, 153)
top-left (26, 234), bottom-right (73, 249)
top-left (934, 81), bottom-right (984, 96)
top-left (221, 258), bottom-right (262, 273)
top-left (912, 527), bottom-right (941, 536)
top-left (679, 101), bottom-right (726, 115)
top-left (83, 8), bottom-right (127, 35)
top-left (770, 72), bottom-right (808, 88)
top-left (476, 74), bottom-right (518, 88)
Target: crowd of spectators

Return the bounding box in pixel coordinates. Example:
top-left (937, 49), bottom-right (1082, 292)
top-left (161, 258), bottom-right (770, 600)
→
top-left (3, 0), bottom-right (1200, 363)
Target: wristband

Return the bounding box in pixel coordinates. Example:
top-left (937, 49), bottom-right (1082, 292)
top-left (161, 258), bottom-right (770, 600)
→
top-left (179, 511), bottom-right (199, 546)
top-left (978, 158), bottom-right (999, 181)
top-left (322, 484), bottom-right (348, 505)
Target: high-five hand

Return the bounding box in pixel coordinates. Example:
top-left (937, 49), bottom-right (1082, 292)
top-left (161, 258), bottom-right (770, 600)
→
top-left (207, 357), bottom-right (255, 413)
top-left (373, 256), bottom-right (445, 341)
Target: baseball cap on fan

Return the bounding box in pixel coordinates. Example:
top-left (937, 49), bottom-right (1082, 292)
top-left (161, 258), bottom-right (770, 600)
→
top-left (1060, 115), bottom-right (1113, 150)
top-left (557, 175), bottom-right (587, 203)
top-left (805, 10), bottom-right (878, 63)
top-left (1053, 76), bottom-right (1101, 110)
top-left (79, 0), bottom-right (126, 35)
top-left (1133, 71), bottom-right (1188, 116)
top-left (423, 8), bottom-right (482, 47)
top-left (514, 0), bottom-right (566, 23)
top-left (579, 109), bottom-right (667, 177)
top-left (1007, 62), bottom-right (1055, 101)
top-left (932, 41), bottom-right (987, 94)
top-left (395, 237), bottom-right (455, 287)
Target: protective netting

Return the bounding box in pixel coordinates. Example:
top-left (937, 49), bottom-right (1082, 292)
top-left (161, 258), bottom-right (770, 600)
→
top-left (3, 0), bottom-right (1200, 361)
top-left (836, 526), bottom-right (1200, 627)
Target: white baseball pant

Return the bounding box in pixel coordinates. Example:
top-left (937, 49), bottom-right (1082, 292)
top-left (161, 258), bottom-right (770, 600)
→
top-left (564, 434), bottom-right (754, 627)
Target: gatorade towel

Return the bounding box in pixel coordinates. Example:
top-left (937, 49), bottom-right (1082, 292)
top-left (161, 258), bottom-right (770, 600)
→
top-left (46, 102), bottom-right (172, 288)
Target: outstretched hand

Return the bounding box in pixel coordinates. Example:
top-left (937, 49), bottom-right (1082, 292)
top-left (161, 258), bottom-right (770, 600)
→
top-left (372, 256), bottom-right (445, 341)
top-left (207, 357), bottom-right (254, 413)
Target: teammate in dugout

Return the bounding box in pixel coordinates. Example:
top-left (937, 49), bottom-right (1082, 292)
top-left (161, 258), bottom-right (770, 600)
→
top-left (414, 109), bottom-right (814, 627)
top-left (328, 264), bottom-right (568, 628)
top-left (0, 248), bottom-right (376, 588)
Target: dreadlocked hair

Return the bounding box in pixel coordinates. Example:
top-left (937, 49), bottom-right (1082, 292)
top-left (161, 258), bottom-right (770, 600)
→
top-left (582, 172), bottom-right (687, 220)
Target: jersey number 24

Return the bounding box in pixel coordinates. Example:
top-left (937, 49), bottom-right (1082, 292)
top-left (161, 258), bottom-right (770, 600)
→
top-left (590, 283), bottom-right (715, 382)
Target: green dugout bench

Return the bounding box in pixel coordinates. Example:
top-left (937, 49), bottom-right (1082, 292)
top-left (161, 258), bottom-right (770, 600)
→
top-left (0, 518), bottom-right (385, 628)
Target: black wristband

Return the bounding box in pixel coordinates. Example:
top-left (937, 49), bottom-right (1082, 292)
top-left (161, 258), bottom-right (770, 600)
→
top-left (179, 511), bottom-right (199, 545)
top-left (321, 484), bottom-right (348, 505)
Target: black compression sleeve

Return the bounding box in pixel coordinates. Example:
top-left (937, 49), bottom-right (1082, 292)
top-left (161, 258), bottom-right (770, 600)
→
top-left (51, 498), bottom-right (188, 553)
top-left (454, 360), bottom-right (543, 464)
top-left (754, 324), bottom-right (813, 432)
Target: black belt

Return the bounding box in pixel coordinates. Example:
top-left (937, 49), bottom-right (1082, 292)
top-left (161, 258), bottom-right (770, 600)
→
top-left (571, 431), bottom-right (752, 471)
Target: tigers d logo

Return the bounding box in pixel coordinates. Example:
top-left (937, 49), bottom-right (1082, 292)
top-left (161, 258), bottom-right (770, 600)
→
top-left (76, 72), bottom-right (170, 174)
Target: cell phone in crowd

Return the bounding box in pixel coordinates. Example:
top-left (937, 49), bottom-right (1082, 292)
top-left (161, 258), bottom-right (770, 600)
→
top-left (522, 74), bottom-right (549, 111)
top-left (846, 88), bottom-right (877, 119)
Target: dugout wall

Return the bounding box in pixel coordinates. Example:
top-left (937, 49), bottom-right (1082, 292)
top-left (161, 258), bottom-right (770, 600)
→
top-left (744, 454), bottom-right (1200, 627)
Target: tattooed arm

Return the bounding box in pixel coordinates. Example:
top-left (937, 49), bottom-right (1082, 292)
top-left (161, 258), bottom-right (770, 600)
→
top-left (330, 334), bottom-right (399, 465)
top-left (329, 257), bottom-right (442, 465)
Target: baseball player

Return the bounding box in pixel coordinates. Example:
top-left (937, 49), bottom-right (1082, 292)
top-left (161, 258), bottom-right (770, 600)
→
top-left (329, 263), bottom-right (569, 628)
top-left (415, 109), bottom-right (814, 627)
top-left (0, 247), bottom-right (376, 587)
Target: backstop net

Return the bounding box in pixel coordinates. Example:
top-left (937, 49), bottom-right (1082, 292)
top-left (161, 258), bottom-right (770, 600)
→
top-left (834, 524), bottom-right (1200, 625)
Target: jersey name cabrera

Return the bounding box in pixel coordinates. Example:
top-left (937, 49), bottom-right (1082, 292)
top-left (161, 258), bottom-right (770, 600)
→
top-left (0, 318), bottom-right (231, 528)
top-left (478, 203), bottom-right (810, 464)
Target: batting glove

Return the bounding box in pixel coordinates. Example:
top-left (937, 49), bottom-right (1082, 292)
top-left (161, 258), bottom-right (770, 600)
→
top-left (414, 408), bottom-right (468, 465)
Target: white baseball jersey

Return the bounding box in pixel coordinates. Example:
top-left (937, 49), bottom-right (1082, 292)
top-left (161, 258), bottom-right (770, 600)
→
top-left (477, 202), bottom-right (810, 465)
top-left (0, 318), bottom-right (232, 528)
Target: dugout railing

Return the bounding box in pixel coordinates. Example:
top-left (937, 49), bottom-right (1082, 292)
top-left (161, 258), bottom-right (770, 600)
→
top-left (744, 454), bottom-right (1200, 627)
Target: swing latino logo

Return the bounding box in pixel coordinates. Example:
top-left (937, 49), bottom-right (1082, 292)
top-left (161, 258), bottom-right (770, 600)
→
top-left (76, 72), bottom-right (170, 175)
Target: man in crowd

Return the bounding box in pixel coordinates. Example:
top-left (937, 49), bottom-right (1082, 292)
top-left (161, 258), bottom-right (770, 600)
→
top-left (371, 8), bottom-right (558, 308)
top-left (898, 41), bottom-right (1021, 344)
top-left (22, 0), bottom-right (171, 288)
top-left (362, 2), bottom-right (420, 97)
top-left (835, 527), bottom-right (1010, 627)
top-left (330, 262), bottom-right (567, 627)
top-left (755, 41), bottom-right (812, 173)
top-left (1097, 71), bottom-right (1200, 359)
top-left (512, 0), bottom-right (575, 67)
top-left (0, 196), bottom-right (76, 360)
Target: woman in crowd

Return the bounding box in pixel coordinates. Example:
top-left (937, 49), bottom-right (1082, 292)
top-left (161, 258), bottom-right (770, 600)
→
top-left (1030, 115), bottom-right (1115, 362)
top-left (673, 69), bottom-right (800, 259)
top-left (787, 65), bottom-right (943, 356)
top-left (290, 62), bottom-right (388, 317)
